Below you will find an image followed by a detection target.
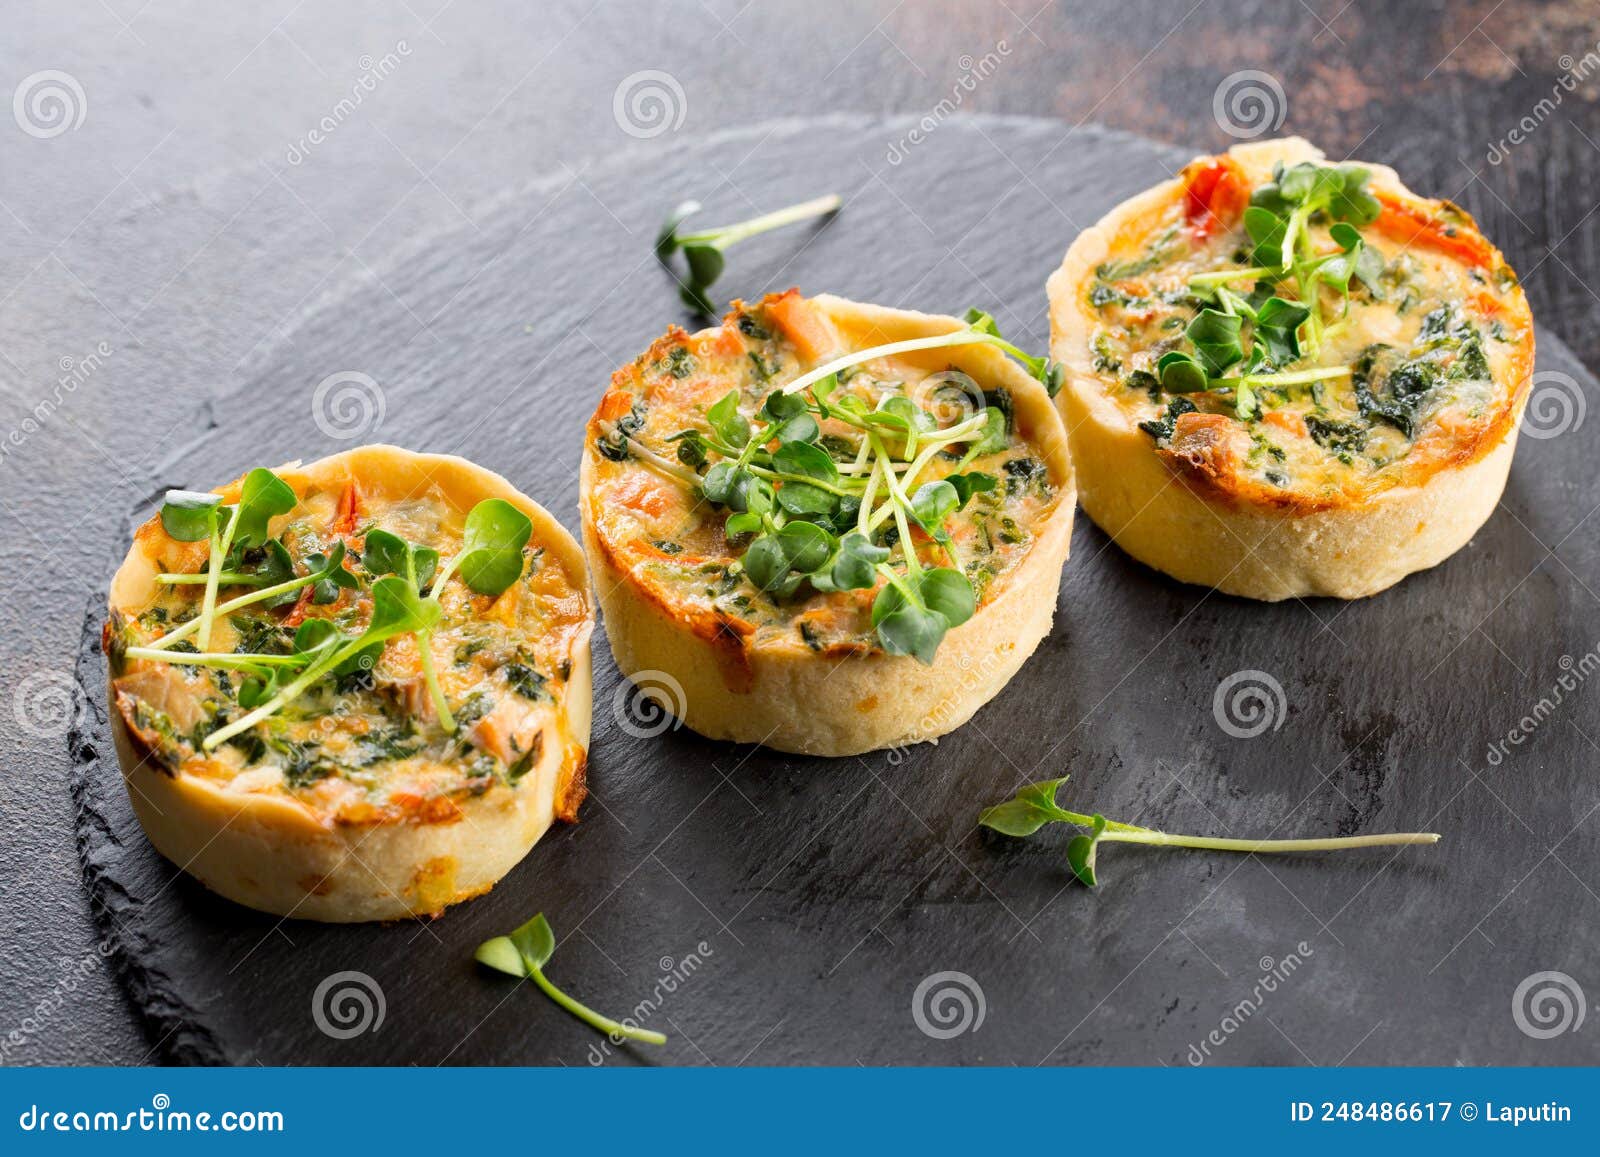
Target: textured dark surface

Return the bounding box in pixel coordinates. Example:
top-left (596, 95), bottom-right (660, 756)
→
top-left (4, 0), bottom-right (1600, 1067)
top-left (64, 118), bottom-right (1600, 1066)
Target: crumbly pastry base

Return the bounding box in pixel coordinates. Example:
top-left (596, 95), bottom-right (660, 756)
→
top-left (582, 295), bottom-right (1076, 756)
top-left (107, 444), bottom-right (594, 922)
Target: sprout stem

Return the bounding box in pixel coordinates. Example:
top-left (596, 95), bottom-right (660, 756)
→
top-left (143, 571), bottom-right (324, 652)
top-left (678, 193), bottom-right (840, 250)
top-left (156, 571), bottom-right (263, 586)
top-left (526, 966), bottom-right (667, 1045)
top-left (1100, 830), bottom-right (1440, 853)
top-left (780, 331), bottom-right (1014, 398)
top-left (123, 647), bottom-right (307, 670)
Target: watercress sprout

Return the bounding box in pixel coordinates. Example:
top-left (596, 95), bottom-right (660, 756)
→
top-left (475, 912), bottom-right (667, 1046)
top-left (1140, 161), bottom-right (1394, 421)
top-left (140, 542), bottom-right (355, 653)
top-left (159, 468), bottom-right (297, 651)
top-left (980, 776), bottom-right (1440, 887)
top-left (362, 500), bottom-right (533, 733)
top-left (657, 193), bottom-right (841, 316)
top-left (434, 499), bottom-right (534, 595)
top-left (159, 490), bottom-right (224, 542)
top-left (779, 310), bottom-right (1065, 401)
top-left (597, 305), bottom-right (1054, 665)
top-left (203, 576), bottom-right (440, 750)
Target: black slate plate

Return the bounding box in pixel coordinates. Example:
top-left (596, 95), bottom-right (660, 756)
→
top-left (71, 117), bottom-right (1600, 1066)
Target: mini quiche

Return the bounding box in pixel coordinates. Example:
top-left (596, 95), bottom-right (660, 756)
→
top-left (102, 445), bottom-right (593, 922)
top-left (581, 291), bottom-right (1074, 757)
top-left (1047, 137), bottom-right (1534, 600)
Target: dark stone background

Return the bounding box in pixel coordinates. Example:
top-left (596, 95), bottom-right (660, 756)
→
top-left (2, 0), bottom-right (1597, 1065)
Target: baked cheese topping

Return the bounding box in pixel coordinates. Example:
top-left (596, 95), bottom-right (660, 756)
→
top-left (1081, 151), bottom-right (1532, 504)
top-left (105, 471), bottom-right (589, 825)
top-left (585, 292), bottom-right (1065, 657)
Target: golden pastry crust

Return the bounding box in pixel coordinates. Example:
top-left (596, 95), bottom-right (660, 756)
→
top-left (104, 444), bottom-right (593, 921)
top-left (1047, 137), bottom-right (1533, 600)
top-left (581, 292), bottom-right (1075, 755)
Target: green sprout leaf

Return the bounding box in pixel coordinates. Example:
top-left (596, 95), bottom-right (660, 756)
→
top-left (825, 531), bottom-right (889, 591)
top-left (1066, 814), bottom-right (1108, 886)
top-left (871, 566), bottom-right (974, 665)
top-left (760, 389), bottom-right (809, 421)
top-left (1185, 308), bottom-right (1245, 377)
top-left (772, 439), bottom-right (840, 485)
top-left (230, 468), bottom-right (297, 549)
top-left (706, 390), bottom-right (751, 449)
top-left (362, 529), bottom-right (440, 592)
top-left (744, 521), bottom-right (832, 595)
top-left (909, 480), bottom-right (959, 541)
top-left (1157, 351), bottom-right (1211, 394)
top-left (475, 913), bottom-right (667, 1046)
top-left (945, 471), bottom-right (998, 507)
top-left (978, 775), bottom-right (1075, 836)
top-left (978, 777), bottom-right (1441, 888)
top-left (657, 194), bottom-right (841, 317)
top-left (1252, 297), bottom-right (1311, 367)
top-left (306, 543), bottom-right (361, 604)
top-left (159, 490), bottom-right (223, 542)
top-left (508, 911), bottom-right (557, 972)
top-left (450, 499), bottom-right (533, 596)
top-left (655, 200), bottom-right (701, 259)
top-left (775, 481), bottom-right (837, 518)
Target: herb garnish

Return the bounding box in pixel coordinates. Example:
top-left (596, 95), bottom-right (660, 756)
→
top-left (476, 912), bottom-right (667, 1046)
top-left (360, 499), bottom-right (533, 732)
top-left (980, 776), bottom-right (1439, 886)
top-left (599, 309), bottom-right (1060, 664)
top-left (159, 468), bottom-right (297, 650)
top-left (133, 481), bottom-right (534, 750)
top-left (1148, 162), bottom-right (1385, 419)
top-left (656, 194), bottom-right (841, 316)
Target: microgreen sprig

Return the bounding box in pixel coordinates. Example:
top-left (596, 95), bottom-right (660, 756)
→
top-left (778, 308), bottom-right (1064, 400)
top-left (136, 480), bottom-right (535, 750)
top-left (159, 469), bottom-right (297, 651)
top-left (1151, 162), bottom-right (1386, 417)
top-left (140, 543), bottom-right (355, 654)
top-left (362, 499), bottom-right (533, 733)
top-left (476, 913), bottom-right (667, 1046)
top-left (980, 776), bottom-right (1439, 887)
top-left (603, 309), bottom-right (1055, 665)
top-left (657, 193), bottom-right (841, 316)
top-left (202, 575), bottom-right (440, 750)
